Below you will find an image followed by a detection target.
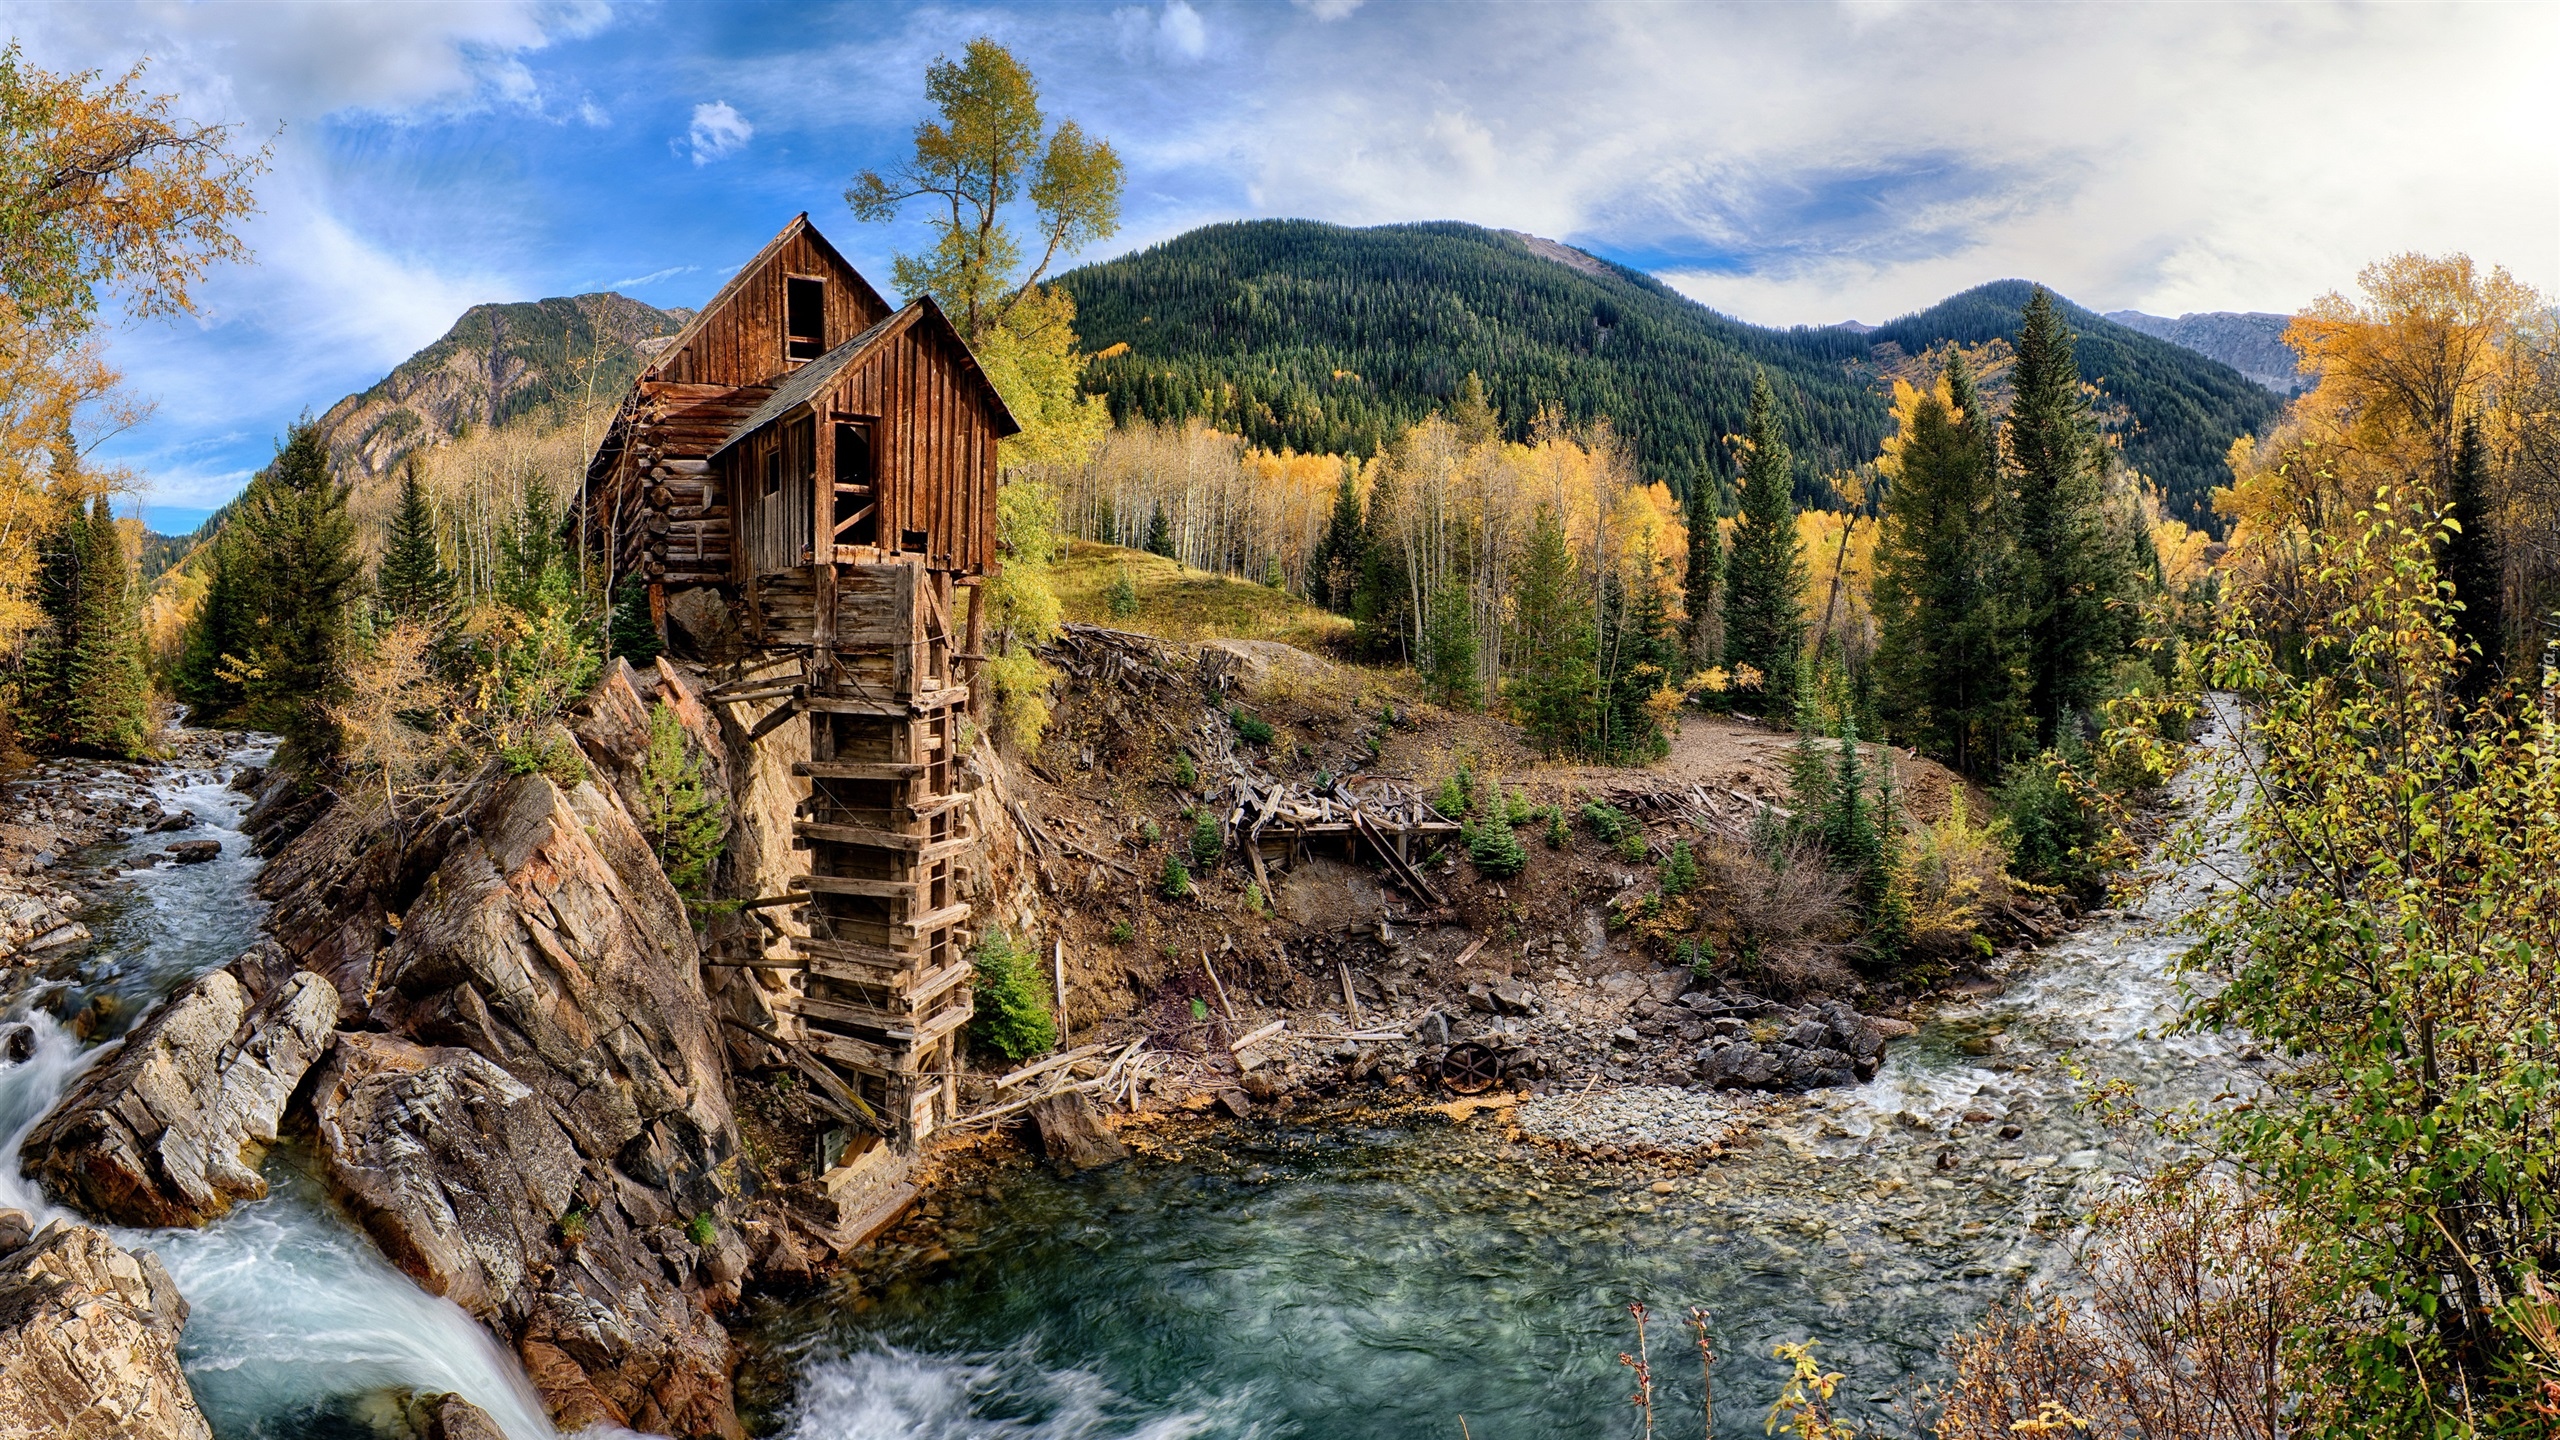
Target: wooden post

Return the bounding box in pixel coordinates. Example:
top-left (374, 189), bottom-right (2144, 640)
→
top-left (1054, 938), bottom-right (1070, 1044)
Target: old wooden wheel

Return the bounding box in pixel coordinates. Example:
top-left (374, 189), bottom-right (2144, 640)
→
top-left (1439, 1042), bottom-right (1502, 1095)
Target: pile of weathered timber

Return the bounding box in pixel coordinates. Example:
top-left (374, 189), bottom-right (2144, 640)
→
top-left (1224, 775), bottom-right (1460, 907)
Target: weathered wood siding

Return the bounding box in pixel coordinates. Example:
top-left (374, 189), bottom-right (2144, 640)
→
top-left (649, 224), bottom-right (889, 389)
top-left (822, 317), bottom-right (1003, 576)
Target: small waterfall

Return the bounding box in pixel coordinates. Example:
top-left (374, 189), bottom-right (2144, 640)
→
top-left (0, 736), bottom-right (564, 1440)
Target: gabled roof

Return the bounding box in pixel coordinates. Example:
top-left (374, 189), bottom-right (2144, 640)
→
top-left (710, 295), bottom-right (1022, 457)
top-left (640, 213), bottom-right (892, 384)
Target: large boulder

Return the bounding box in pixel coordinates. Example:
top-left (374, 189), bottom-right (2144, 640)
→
top-left (0, 1215), bottom-right (209, 1440)
top-left (25, 965), bottom-right (337, 1227)
top-left (259, 720), bottom-right (748, 1439)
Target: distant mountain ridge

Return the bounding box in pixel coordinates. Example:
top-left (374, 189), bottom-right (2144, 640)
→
top-left (2103, 309), bottom-right (2305, 395)
top-left (313, 292), bottom-right (691, 482)
top-left (1056, 220), bottom-right (2283, 529)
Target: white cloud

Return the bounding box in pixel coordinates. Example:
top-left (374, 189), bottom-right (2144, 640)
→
top-left (1116, 2), bottom-right (1211, 64)
top-left (1292, 0), bottom-right (1365, 19)
top-left (686, 100), bottom-right (753, 165)
top-left (610, 264), bottom-right (699, 290)
top-left (1213, 1), bottom-right (2560, 322)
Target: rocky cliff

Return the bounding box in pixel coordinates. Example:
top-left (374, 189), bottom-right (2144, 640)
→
top-left (239, 658), bottom-right (755, 1438)
top-left (2103, 309), bottom-right (2306, 394)
top-left (313, 292), bottom-right (688, 482)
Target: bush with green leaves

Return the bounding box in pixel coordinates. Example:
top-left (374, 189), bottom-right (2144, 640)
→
top-left (1998, 744), bottom-right (2104, 896)
top-left (1437, 765), bottom-right (1475, 819)
top-left (1106, 918), bottom-right (1134, 944)
top-left (1107, 565), bottom-right (1140, 618)
top-left (1229, 706), bottom-right (1274, 745)
top-left (1189, 810), bottom-right (1222, 870)
top-left (1579, 802), bottom-right (1636, 842)
top-left (1159, 853), bottom-right (1193, 900)
top-left (1543, 807), bottom-right (1568, 849)
top-left (967, 930), bottom-right (1057, 1062)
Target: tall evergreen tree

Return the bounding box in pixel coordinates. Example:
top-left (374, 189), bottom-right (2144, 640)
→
top-left (1721, 371), bottom-right (1808, 715)
top-left (1307, 470), bottom-right (1366, 612)
top-left (1421, 582), bottom-right (1479, 709)
top-left (1351, 467), bottom-right (1410, 661)
top-left (1144, 503), bottom-right (1175, 559)
top-left (1597, 562), bottom-right (1679, 762)
top-left (1681, 472), bottom-right (1723, 672)
top-left (1449, 370), bottom-right (1500, 448)
top-left (27, 485), bottom-right (150, 758)
top-left (375, 461), bottom-right (454, 625)
top-left (1872, 353), bottom-right (2025, 776)
top-left (1505, 503), bottom-right (1596, 755)
top-left (228, 420), bottom-right (362, 760)
top-left (174, 523), bottom-right (248, 719)
top-left (2443, 414), bottom-right (2506, 703)
top-left (2007, 289), bottom-right (2134, 746)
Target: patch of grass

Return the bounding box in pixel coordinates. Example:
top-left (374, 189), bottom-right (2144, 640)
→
top-left (686, 1212), bottom-right (718, 1248)
top-left (1053, 541), bottom-right (1351, 649)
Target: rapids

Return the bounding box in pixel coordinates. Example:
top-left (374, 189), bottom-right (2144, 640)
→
top-left (0, 739), bottom-right (559, 1440)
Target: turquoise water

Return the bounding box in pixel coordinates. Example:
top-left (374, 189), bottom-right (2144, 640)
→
top-left (743, 780), bottom-right (2248, 1440)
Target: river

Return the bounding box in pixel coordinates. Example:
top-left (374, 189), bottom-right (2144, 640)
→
top-left (737, 746), bottom-right (2253, 1439)
top-left (0, 726), bottom-right (2246, 1440)
top-left (0, 737), bottom-right (559, 1440)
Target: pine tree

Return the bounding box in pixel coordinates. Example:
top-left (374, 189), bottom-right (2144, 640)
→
top-left (1307, 470), bottom-right (1366, 612)
top-left (175, 523), bottom-right (248, 719)
top-left (1721, 371), bottom-right (1807, 715)
top-left (1350, 467), bottom-right (1409, 661)
top-left (1872, 353), bottom-right (2025, 776)
top-left (1505, 502), bottom-right (1596, 756)
top-left (1449, 370), bottom-right (1500, 447)
top-left (2444, 414), bottom-right (2506, 703)
top-left (1681, 472), bottom-right (1723, 672)
top-left (28, 485), bottom-right (150, 758)
top-left (1421, 582), bottom-right (1479, 708)
top-left (1597, 563), bottom-right (1679, 762)
top-left (2007, 289), bottom-right (2134, 746)
top-left (1144, 503), bottom-right (1175, 559)
top-left (609, 578), bottom-right (664, 664)
top-left (229, 420), bottom-right (362, 760)
top-left (375, 461), bottom-right (453, 625)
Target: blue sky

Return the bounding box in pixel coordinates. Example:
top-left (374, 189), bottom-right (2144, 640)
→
top-left (6, 0), bottom-right (2556, 528)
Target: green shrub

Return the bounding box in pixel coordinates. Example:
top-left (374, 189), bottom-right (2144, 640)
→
top-left (1503, 786), bottom-right (1536, 827)
top-left (1107, 565), bottom-right (1140, 618)
top-left (1544, 808), bottom-right (1568, 849)
top-left (1658, 838), bottom-right (1698, 898)
top-left (1159, 853), bottom-right (1194, 900)
top-left (1579, 801), bottom-right (1634, 842)
top-left (1106, 918), bottom-right (1134, 944)
top-left (1244, 883), bottom-right (1267, 915)
top-left (1171, 751), bottom-right (1197, 788)
top-left (967, 930), bottom-right (1057, 1061)
top-left (1141, 817), bottom-right (1163, 845)
top-left (1675, 936), bottom-right (1717, 979)
top-left (686, 1212), bottom-right (718, 1248)
top-left (1464, 814), bottom-right (1527, 879)
top-left (1615, 829), bottom-right (1650, 864)
top-left (502, 730), bottom-right (589, 788)
top-left (1999, 747), bottom-right (2104, 895)
top-left (1437, 765), bottom-right (1475, 819)
top-left (1190, 810), bottom-right (1223, 869)
top-left (1229, 707), bottom-right (1274, 745)
top-left (636, 701), bottom-right (729, 900)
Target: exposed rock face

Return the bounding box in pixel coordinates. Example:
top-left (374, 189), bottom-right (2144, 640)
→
top-left (2104, 309), bottom-right (2306, 394)
top-left (1689, 998), bottom-right (1895, 1092)
top-left (0, 1214), bottom-right (210, 1440)
top-left (414, 1392), bottom-right (509, 1440)
top-left (259, 688), bottom-right (750, 1438)
top-left (25, 963), bottom-right (337, 1227)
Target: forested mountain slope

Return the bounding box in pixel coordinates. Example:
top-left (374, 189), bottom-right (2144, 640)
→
top-left (1058, 220), bottom-right (2282, 527)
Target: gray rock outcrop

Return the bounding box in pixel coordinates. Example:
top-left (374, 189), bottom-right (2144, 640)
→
top-left (0, 1214), bottom-right (210, 1440)
top-left (26, 964), bottom-right (337, 1227)
top-left (257, 687), bottom-right (749, 1438)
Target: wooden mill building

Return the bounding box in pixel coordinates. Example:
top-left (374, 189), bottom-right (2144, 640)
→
top-left (582, 214), bottom-right (1017, 1148)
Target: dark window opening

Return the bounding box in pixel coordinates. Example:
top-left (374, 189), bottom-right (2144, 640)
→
top-left (900, 529), bottom-right (929, 553)
top-left (786, 277), bottom-right (825, 360)
top-left (761, 444), bottom-right (781, 497)
top-left (833, 422), bottom-right (876, 546)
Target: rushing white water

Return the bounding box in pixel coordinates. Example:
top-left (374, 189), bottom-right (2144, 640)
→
top-left (0, 738), bottom-right (563, 1440)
